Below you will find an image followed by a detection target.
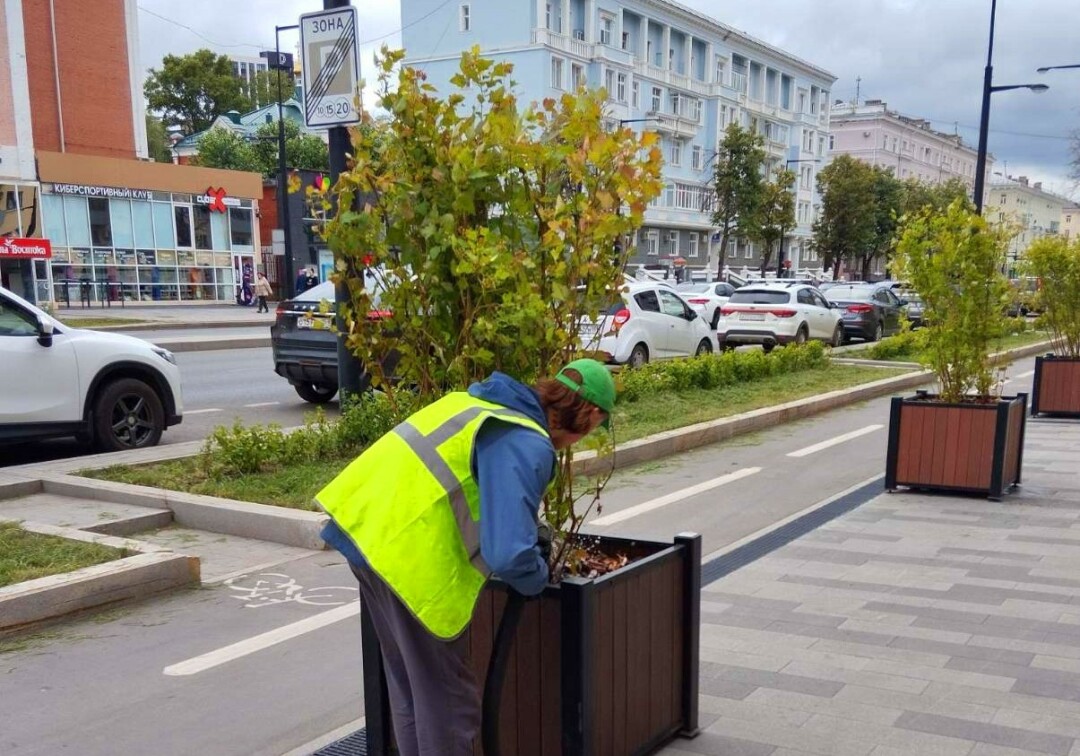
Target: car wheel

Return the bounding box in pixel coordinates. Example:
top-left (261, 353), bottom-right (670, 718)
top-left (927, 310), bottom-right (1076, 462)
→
top-left (831, 323), bottom-right (844, 348)
top-left (793, 326), bottom-right (808, 346)
top-left (695, 338), bottom-right (713, 356)
top-left (628, 343), bottom-right (649, 368)
top-left (294, 382), bottom-right (338, 404)
top-left (871, 321), bottom-right (884, 342)
top-left (762, 342), bottom-right (776, 354)
top-left (711, 309), bottom-right (721, 330)
top-left (92, 378), bottom-right (164, 452)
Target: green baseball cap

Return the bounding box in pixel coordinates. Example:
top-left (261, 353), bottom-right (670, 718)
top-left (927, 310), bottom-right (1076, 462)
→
top-left (555, 358), bottom-right (616, 429)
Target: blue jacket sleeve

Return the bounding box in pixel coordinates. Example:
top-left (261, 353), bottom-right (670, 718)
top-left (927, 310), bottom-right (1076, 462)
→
top-left (474, 421), bottom-right (555, 596)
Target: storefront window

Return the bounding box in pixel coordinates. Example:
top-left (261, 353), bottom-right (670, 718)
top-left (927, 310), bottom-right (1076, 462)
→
top-left (174, 206), bottom-right (193, 248)
top-left (211, 211), bottom-right (228, 250)
top-left (193, 205), bottom-right (213, 250)
top-left (43, 195), bottom-right (67, 244)
top-left (132, 202), bottom-right (154, 248)
top-left (64, 196), bottom-right (91, 247)
top-left (89, 198), bottom-right (113, 246)
top-left (229, 208), bottom-right (253, 249)
top-left (152, 202), bottom-right (174, 248)
top-left (110, 200), bottom-right (134, 248)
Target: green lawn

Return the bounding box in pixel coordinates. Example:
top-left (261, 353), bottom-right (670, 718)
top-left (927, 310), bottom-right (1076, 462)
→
top-left (59, 317), bottom-right (150, 329)
top-left (0, 522), bottom-right (128, 588)
top-left (84, 363), bottom-right (911, 510)
top-left (846, 329), bottom-right (1050, 363)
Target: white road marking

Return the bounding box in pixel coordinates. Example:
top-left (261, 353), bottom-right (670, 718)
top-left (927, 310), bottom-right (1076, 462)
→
top-left (163, 601), bottom-right (360, 676)
top-left (185, 408), bottom-right (223, 415)
top-left (243, 401), bottom-right (281, 408)
top-left (786, 424), bottom-right (884, 458)
top-left (591, 467), bottom-right (761, 526)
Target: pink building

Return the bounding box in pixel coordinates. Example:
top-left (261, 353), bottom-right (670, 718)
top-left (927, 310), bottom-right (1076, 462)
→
top-left (828, 99), bottom-right (989, 197)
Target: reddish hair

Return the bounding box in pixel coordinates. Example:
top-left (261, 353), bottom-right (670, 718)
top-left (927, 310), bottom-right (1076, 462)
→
top-left (535, 369), bottom-right (597, 435)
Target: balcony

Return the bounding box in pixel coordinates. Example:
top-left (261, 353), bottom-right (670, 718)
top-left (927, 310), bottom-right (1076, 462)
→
top-left (595, 43), bottom-right (633, 67)
top-left (648, 111), bottom-right (699, 139)
top-left (532, 28), bottom-right (592, 59)
top-left (633, 60), bottom-right (712, 98)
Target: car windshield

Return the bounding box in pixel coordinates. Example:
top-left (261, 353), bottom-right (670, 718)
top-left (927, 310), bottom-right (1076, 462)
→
top-left (825, 286), bottom-right (876, 302)
top-left (728, 290), bottom-right (790, 305)
top-left (295, 276), bottom-right (384, 308)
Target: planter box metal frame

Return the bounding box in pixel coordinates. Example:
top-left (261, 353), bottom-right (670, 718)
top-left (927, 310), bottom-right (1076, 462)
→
top-left (885, 393), bottom-right (1027, 500)
top-left (1032, 355), bottom-right (1080, 418)
top-left (361, 533), bottom-right (702, 756)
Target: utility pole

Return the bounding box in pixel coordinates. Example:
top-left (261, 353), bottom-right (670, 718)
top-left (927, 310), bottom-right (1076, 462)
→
top-left (273, 25), bottom-right (298, 298)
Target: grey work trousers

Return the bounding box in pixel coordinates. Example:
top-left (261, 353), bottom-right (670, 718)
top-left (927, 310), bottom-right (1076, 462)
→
top-left (351, 564), bottom-right (481, 756)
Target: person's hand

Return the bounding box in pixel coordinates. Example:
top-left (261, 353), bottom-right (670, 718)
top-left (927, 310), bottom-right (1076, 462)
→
top-left (536, 522), bottom-right (553, 563)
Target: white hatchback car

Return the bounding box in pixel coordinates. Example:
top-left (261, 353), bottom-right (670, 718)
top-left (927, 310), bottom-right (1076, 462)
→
top-left (677, 281), bottom-right (737, 329)
top-left (716, 283), bottom-right (843, 352)
top-left (0, 287), bottom-right (184, 451)
top-left (580, 282), bottom-right (715, 367)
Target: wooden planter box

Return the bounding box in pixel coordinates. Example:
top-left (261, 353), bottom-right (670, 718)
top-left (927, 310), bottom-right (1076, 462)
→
top-left (885, 393), bottom-right (1027, 500)
top-left (1032, 355), bottom-right (1080, 417)
top-left (361, 533), bottom-right (702, 756)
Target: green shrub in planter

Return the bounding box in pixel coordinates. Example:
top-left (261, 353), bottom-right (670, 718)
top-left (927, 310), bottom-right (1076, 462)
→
top-left (1024, 236), bottom-right (1080, 358)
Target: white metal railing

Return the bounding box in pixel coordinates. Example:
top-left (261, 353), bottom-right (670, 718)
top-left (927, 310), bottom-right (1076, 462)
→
top-left (532, 28), bottom-right (592, 58)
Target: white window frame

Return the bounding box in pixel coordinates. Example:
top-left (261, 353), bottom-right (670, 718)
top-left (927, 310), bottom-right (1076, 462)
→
top-left (545, 2), bottom-right (552, 30)
top-left (691, 145), bottom-right (703, 171)
top-left (688, 232), bottom-right (699, 258)
top-left (570, 62), bottom-right (585, 89)
top-left (459, 3), bottom-right (471, 31)
top-left (550, 56), bottom-right (564, 90)
top-left (599, 14), bottom-right (614, 46)
top-left (667, 230), bottom-right (680, 256)
top-left (651, 86), bottom-right (663, 113)
top-left (617, 72), bottom-right (627, 103)
top-left (621, 31), bottom-right (631, 51)
top-left (631, 81), bottom-right (640, 109)
top-left (646, 230), bottom-right (660, 256)
top-left (669, 138), bottom-right (682, 167)
top-left (744, 240), bottom-right (753, 259)
top-left (714, 55), bottom-right (726, 85)
top-left (604, 68), bottom-right (616, 100)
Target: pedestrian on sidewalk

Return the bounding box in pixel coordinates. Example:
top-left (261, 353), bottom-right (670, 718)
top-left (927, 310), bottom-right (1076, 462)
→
top-left (303, 266), bottom-right (319, 292)
top-left (253, 272), bottom-right (272, 313)
top-left (316, 360), bottom-right (615, 756)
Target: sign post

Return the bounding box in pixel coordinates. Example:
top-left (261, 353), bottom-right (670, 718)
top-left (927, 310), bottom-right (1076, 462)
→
top-left (301, 1), bottom-right (366, 405)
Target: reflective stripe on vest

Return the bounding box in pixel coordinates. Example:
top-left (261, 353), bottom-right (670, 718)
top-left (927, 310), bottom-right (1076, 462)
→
top-left (315, 393), bottom-right (551, 639)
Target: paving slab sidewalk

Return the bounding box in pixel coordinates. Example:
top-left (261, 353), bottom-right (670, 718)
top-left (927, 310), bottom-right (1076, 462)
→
top-left (660, 418), bottom-right (1080, 756)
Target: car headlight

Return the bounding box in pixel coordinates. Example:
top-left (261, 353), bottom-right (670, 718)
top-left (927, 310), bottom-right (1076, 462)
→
top-left (152, 347), bottom-right (177, 365)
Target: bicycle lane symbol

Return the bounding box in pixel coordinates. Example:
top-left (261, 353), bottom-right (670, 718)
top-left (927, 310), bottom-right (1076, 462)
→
top-left (223, 572), bottom-right (358, 608)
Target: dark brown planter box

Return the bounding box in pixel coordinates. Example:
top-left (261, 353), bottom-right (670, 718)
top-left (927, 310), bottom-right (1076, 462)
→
top-left (361, 533), bottom-right (702, 756)
top-left (885, 393), bottom-right (1027, 500)
top-left (1032, 355), bottom-right (1080, 417)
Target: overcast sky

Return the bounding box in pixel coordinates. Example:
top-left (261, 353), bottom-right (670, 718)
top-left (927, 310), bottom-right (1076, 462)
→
top-left (137, 0), bottom-right (1080, 199)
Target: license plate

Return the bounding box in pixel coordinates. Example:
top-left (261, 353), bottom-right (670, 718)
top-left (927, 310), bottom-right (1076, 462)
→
top-left (741, 313), bottom-right (765, 321)
top-left (580, 324), bottom-right (598, 336)
top-left (296, 316), bottom-right (315, 329)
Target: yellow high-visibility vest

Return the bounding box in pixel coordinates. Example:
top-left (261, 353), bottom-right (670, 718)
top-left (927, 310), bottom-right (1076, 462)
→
top-left (316, 392), bottom-right (550, 639)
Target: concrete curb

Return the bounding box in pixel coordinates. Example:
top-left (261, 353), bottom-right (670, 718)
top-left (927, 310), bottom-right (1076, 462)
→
top-left (0, 523), bottom-right (198, 632)
top-left (40, 475), bottom-right (328, 551)
top-left (146, 336), bottom-right (271, 353)
top-left (86, 319), bottom-right (272, 332)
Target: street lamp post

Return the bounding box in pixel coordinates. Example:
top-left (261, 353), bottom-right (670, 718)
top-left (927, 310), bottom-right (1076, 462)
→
top-left (272, 24), bottom-right (299, 297)
top-left (777, 158), bottom-right (820, 278)
top-left (1037, 64), bottom-right (1080, 73)
top-left (972, 0), bottom-right (1050, 214)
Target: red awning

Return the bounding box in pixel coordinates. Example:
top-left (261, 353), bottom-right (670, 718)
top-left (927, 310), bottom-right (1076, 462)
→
top-left (0, 238), bottom-right (53, 259)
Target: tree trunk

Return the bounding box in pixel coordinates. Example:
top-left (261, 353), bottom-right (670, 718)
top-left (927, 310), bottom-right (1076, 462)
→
top-left (715, 228), bottom-right (729, 281)
top-left (861, 255), bottom-right (872, 282)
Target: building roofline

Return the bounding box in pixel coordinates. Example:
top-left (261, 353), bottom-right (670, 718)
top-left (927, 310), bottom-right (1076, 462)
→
top-left (830, 105), bottom-right (977, 153)
top-left (989, 181), bottom-right (1074, 204)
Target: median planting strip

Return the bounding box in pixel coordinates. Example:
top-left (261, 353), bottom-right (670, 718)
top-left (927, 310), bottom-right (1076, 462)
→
top-left (0, 340), bottom-right (1047, 625)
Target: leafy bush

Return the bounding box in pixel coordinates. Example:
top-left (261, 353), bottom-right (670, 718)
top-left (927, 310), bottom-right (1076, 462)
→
top-left (1022, 236), bottom-right (1080, 357)
top-left (200, 393), bottom-right (420, 479)
top-left (890, 200), bottom-right (1010, 402)
top-left (866, 329), bottom-right (929, 361)
top-left (618, 342), bottom-right (828, 402)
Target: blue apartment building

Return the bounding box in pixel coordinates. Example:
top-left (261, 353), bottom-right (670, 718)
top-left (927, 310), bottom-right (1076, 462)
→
top-left (401, 0), bottom-right (836, 276)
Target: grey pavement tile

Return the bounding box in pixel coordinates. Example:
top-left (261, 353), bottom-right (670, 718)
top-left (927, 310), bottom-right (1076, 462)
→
top-left (940, 548), bottom-right (1042, 563)
top-left (665, 730), bottom-right (777, 756)
top-left (922, 681), bottom-right (1080, 722)
top-left (801, 712), bottom-right (979, 756)
top-left (1011, 679), bottom-right (1080, 703)
top-left (743, 687), bottom-right (903, 726)
top-left (864, 600), bottom-right (992, 625)
top-left (700, 646), bottom-right (789, 673)
top-left (811, 637), bottom-right (953, 668)
top-left (1032, 656), bottom-right (1080, 675)
top-left (702, 610), bottom-right (775, 631)
top-left (894, 711), bottom-right (1074, 756)
top-left (991, 709), bottom-right (1080, 740)
top-left (840, 618), bottom-right (975, 645)
top-left (809, 529), bottom-right (904, 544)
top-left (913, 617), bottom-right (1069, 646)
top-left (779, 659), bottom-right (932, 695)
top-left (705, 592), bottom-right (803, 613)
top-left (695, 693), bottom-right (815, 728)
top-left (701, 715), bottom-right (878, 756)
top-left (969, 746), bottom-right (1067, 756)
top-left (887, 635), bottom-right (1035, 666)
top-left (1009, 535), bottom-right (1080, 548)
top-left (860, 658), bottom-right (1016, 691)
top-left (831, 683), bottom-right (999, 723)
top-left (701, 662), bottom-right (844, 698)
top-left (778, 545), bottom-right (871, 565)
top-left (699, 675), bottom-right (758, 701)
top-left (763, 620), bottom-right (897, 647)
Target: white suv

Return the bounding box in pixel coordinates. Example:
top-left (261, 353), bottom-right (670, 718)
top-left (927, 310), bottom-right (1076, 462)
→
top-left (716, 283), bottom-right (843, 352)
top-left (579, 282), bottom-right (715, 367)
top-left (0, 287), bottom-right (183, 451)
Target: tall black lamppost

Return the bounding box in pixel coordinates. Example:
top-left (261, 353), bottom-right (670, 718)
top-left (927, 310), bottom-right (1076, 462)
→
top-left (972, 0), bottom-right (1049, 214)
top-left (1037, 64), bottom-right (1080, 74)
top-left (777, 158), bottom-right (820, 278)
top-left (262, 25), bottom-right (299, 297)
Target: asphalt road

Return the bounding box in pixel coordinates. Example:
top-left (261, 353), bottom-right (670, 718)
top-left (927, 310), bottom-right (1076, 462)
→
top-left (1, 345), bottom-right (337, 467)
top-left (0, 356), bottom-right (1041, 756)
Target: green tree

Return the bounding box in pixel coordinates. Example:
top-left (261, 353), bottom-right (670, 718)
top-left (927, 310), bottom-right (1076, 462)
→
top-left (144, 49), bottom-right (249, 133)
top-left (145, 116), bottom-right (172, 163)
top-left (1022, 236), bottom-right (1080, 357)
top-left (242, 69), bottom-right (296, 110)
top-left (191, 128), bottom-right (260, 173)
top-left (866, 166), bottom-right (905, 279)
top-left (251, 119), bottom-right (329, 173)
top-left (813, 155), bottom-right (877, 277)
top-left (318, 48), bottom-right (663, 564)
top-left (754, 168), bottom-right (796, 275)
top-left (901, 177), bottom-right (973, 216)
top-left (710, 123), bottom-right (766, 279)
top-left (891, 200), bottom-right (1010, 401)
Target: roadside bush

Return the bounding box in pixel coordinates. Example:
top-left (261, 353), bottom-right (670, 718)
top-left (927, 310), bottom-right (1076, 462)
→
top-left (866, 329), bottom-right (929, 361)
top-left (201, 392), bottom-right (420, 479)
top-left (618, 342), bottom-right (827, 402)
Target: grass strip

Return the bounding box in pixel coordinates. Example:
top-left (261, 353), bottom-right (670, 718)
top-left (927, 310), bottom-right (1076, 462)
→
top-left (58, 317), bottom-right (150, 328)
top-left (0, 522), bottom-right (127, 588)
